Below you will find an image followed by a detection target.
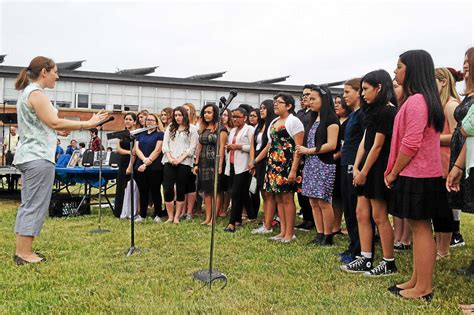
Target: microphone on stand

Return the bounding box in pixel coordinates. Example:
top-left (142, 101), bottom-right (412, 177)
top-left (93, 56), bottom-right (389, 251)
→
top-left (219, 96), bottom-right (227, 107)
top-left (225, 90), bottom-right (237, 106)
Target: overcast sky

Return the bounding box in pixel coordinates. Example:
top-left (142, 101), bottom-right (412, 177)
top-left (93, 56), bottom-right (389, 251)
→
top-left (1, 0), bottom-right (473, 86)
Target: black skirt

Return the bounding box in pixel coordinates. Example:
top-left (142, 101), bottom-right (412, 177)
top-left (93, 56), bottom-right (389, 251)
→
top-left (388, 176), bottom-right (450, 220)
top-left (356, 158), bottom-right (389, 201)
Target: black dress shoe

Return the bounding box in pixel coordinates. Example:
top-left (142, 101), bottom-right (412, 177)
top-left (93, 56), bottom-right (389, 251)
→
top-left (224, 227), bottom-right (235, 233)
top-left (13, 255), bottom-right (46, 266)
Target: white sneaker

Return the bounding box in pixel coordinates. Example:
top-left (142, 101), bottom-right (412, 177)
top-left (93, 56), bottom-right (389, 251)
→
top-left (134, 215), bottom-right (144, 223)
top-left (153, 216), bottom-right (162, 223)
top-left (185, 214), bottom-right (193, 220)
top-left (251, 226), bottom-right (273, 234)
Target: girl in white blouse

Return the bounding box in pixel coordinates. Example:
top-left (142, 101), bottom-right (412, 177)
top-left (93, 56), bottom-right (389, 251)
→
top-left (162, 106), bottom-right (199, 223)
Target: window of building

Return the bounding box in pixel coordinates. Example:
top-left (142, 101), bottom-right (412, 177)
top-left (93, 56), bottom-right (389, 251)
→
top-left (124, 105), bottom-right (139, 112)
top-left (91, 104), bottom-right (106, 110)
top-left (56, 101), bottom-right (72, 108)
top-left (76, 93), bottom-right (89, 108)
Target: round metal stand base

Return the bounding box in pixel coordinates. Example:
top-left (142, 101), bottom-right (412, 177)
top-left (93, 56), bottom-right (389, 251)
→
top-left (193, 269), bottom-right (228, 289)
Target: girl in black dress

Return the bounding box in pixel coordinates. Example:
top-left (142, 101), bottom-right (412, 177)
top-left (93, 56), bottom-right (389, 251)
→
top-left (249, 100), bottom-right (277, 233)
top-left (342, 70), bottom-right (398, 276)
top-left (113, 112), bottom-right (136, 218)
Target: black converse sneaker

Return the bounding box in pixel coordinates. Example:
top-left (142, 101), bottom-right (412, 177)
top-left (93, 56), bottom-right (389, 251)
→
top-left (340, 256), bottom-right (372, 273)
top-left (364, 259), bottom-right (397, 277)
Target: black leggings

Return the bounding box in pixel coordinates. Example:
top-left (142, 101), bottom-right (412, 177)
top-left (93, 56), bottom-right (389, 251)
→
top-left (113, 165), bottom-right (129, 217)
top-left (341, 165), bottom-right (361, 257)
top-left (163, 163), bottom-right (191, 202)
top-left (297, 192), bottom-right (313, 221)
top-left (135, 168), bottom-right (163, 218)
top-left (229, 165), bottom-right (251, 225)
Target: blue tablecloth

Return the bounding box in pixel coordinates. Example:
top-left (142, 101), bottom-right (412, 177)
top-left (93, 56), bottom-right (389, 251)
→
top-left (55, 167), bottom-right (119, 188)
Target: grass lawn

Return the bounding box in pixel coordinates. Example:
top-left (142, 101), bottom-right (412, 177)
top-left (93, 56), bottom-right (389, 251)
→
top-left (0, 193), bottom-right (473, 313)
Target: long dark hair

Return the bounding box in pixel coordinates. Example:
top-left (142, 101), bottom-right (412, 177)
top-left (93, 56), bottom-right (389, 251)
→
top-left (15, 56), bottom-right (56, 90)
top-left (222, 108), bottom-right (234, 129)
top-left (335, 95), bottom-right (352, 116)
top-left (169, 106), bottom-right (190, 139)
top-left (360, 70), bottom-right (397, 127)
top-left (399, 50), bottom-right (444, 132)
top-left (249, 108), bottom-right (260, 126)
top-left (199, 103), bottom-right (219, 133)
top-left (254, 99), bottom-right (277, 151)
top-left (310, 85), bottom-right (339, 151)
top-left (124, 112), bottom-right (137, 131)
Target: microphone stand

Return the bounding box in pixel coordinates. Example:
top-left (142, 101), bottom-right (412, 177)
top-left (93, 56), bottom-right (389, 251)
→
top-left (126, 133), bottom-right (141, 256)
top-left (90, 126), bottom-right (111, 234)
top-left (107, 127), bottom-right (157, 256)
top-left (193, 93), bottom-right (236, 289)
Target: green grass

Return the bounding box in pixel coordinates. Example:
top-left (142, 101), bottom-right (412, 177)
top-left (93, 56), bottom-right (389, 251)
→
top-left (0, 195), bottom-right (473, 313)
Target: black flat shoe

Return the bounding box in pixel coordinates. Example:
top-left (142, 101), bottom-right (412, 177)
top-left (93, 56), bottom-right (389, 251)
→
top-left (421, 293), bottom-right (433, 302)
top-left (387, 285), bottom-right (403, 294)
top-left (391, 289), bottom-right (433, 302)
top-left (13, 255), bottom-right (46, 266)
top-left (224, 227), bottom-right (235, 233)
top-left (35, 252), bottom-right (46, 259)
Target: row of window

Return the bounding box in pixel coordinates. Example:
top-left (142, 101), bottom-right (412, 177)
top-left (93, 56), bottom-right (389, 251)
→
top-left (1, 78), bottom-right (296, 112)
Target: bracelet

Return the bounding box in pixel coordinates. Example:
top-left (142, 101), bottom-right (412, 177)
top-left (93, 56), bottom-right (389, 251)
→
top-left (453, 164), bottom-right (464, 171)
top-left (252, 159), bottom-right (257, 166)
top-left (193, 163), bottom-right (199, 167)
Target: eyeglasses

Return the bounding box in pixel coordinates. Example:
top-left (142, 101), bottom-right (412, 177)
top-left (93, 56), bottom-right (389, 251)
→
top-left (273, 100), bottom-right (286, 105)
top-left (301, 93), bottom-right (311, 98)
top-left (232, 116), bottom-right (244, 119)
top-left (146, 119), bottom-right (157, 122)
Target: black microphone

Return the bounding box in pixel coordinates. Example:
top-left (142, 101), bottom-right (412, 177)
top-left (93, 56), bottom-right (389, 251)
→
top-left (96, 116), bottom-right (115, 127)
top-left (225, 90), bottom-right (238, 106)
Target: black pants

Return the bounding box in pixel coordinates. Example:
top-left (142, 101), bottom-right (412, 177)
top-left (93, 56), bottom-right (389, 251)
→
top-left (163, 163), bottom-right (191, 202)
top-left (249, 179), bottom-right (260, 220)
top-left (297, 192), bottom-right (313, 221)
top-left (341, 165), bottom-right (361, 257)
top-left (229, 165), bottom-right (251, 225)
top-left (113, 165), bottom-right (129, 218)
top-left (135, 168), bottom-right (163, 218)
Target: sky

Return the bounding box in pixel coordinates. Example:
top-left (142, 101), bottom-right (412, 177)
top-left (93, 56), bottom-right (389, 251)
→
top-left (1, 0), bottom-right (473, 86)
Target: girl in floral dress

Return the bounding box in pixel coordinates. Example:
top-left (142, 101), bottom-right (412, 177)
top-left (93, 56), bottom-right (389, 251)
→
top-left (259, 93), bottom-right (304, 243)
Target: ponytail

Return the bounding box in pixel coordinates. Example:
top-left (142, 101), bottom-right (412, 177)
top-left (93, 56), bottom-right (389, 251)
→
top-left (15, 68), bottom-right (30, 91)
top-left (14, 56), bottom-right (55, 91)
